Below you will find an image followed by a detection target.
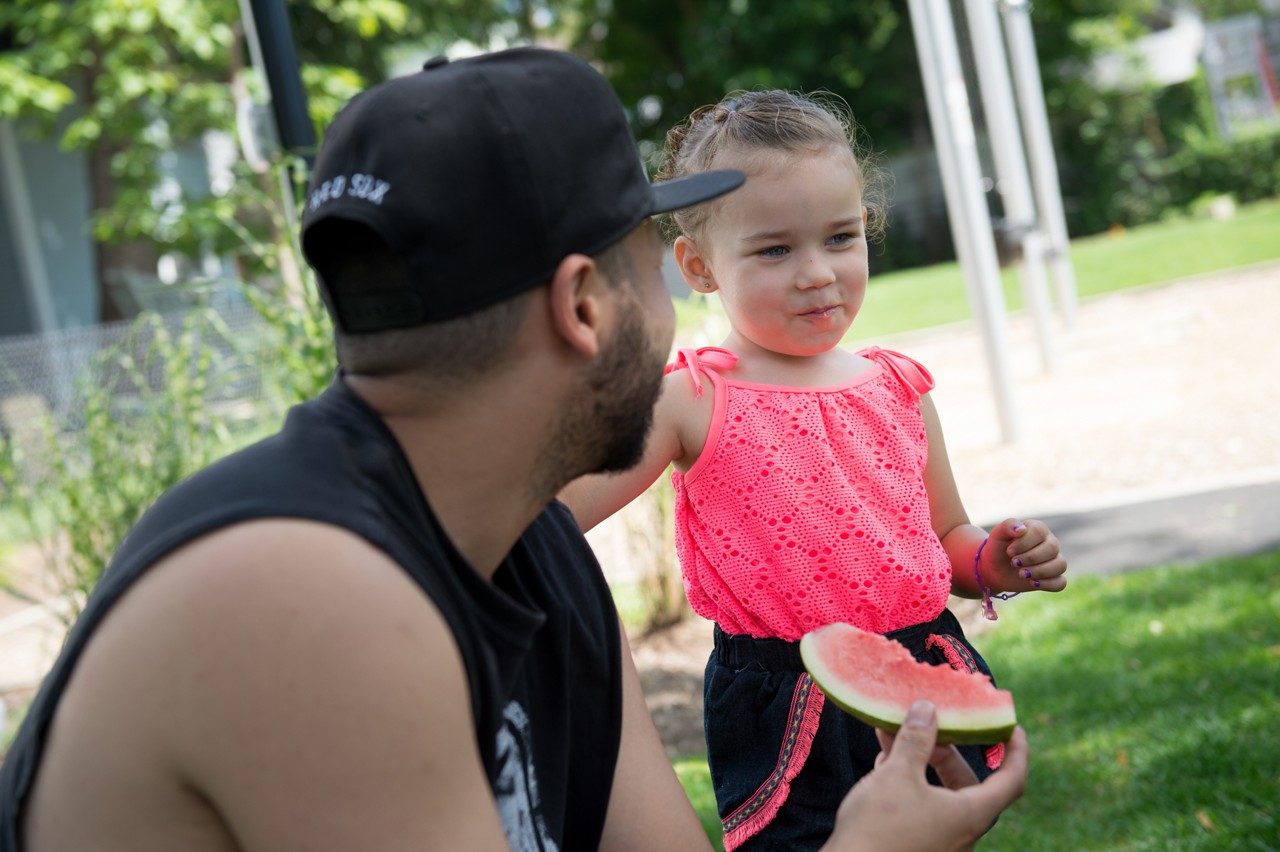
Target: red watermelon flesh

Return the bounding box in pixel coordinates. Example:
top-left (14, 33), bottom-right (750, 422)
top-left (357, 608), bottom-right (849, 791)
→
top-left (799, 622), bottom-right (1016, 745)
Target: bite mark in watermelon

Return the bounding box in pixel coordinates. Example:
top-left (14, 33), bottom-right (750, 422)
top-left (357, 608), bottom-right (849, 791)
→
top-left (799, 622), bottom-right (1016, 745)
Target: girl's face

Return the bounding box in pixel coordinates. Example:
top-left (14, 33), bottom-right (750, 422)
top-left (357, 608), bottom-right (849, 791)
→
top-left (680, 146), bottom-right (868, 359)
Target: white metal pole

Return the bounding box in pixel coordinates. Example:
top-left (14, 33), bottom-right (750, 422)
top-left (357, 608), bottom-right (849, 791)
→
top-left (906, 0), bottom-right (1023, 443)
top-left (1000, 0), bottom-right (1080, 327)
top-left (963, 0), bottom-right (1057, 372)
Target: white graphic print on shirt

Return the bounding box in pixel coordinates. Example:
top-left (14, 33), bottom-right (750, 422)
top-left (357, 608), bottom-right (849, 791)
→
top-left (494, 700), bottom-right (559, 852)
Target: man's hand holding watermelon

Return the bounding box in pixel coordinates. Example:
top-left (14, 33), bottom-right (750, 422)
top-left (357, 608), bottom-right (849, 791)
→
top-left (823, 700), bottom-right (1029, 852)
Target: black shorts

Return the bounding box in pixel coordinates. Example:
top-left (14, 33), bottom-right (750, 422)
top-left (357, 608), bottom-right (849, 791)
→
top-left (705, 608), bottom-right (1002, 851)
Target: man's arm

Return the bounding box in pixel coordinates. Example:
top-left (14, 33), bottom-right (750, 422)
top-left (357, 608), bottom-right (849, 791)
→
top-left (75, 520), bottom-right (512, 850)
top-left (599, 619), bottom-right (714, 852)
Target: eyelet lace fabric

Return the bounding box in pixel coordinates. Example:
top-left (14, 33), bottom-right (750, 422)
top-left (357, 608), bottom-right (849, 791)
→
top-left (670, 346), bottom-right (952, 640)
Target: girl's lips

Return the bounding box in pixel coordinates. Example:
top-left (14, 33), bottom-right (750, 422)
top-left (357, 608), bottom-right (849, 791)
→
top-left (800, 306), bottom-right (839, 319)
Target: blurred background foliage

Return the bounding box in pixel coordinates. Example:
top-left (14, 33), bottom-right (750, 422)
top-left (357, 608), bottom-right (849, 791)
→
top-left (1, 0), bottom-right (1277, 278)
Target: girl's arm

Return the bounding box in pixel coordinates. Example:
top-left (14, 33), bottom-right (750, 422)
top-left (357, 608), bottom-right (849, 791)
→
top-left (559, 370), bottom-right (708, 532)
top-left (919, 393), bottom-right (988, 599)
top-left (920, 394), bottom-right (1067, 600)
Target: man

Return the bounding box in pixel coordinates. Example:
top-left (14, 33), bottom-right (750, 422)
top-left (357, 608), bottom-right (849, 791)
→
top-left (0, 48), bottom-right (1025, 851)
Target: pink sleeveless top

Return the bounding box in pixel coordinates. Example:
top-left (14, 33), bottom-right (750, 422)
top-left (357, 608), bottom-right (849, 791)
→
top-left (668, 346), bottom-right (952, 641)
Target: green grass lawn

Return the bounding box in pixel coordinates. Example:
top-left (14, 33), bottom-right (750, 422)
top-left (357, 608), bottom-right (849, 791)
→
top-left (675, 548), bottom-right (1280, 851)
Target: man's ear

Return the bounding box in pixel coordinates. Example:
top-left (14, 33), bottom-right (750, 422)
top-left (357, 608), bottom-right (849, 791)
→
top-left (547, 253), bottom-right (604, 358)
top-left (674, 236), bottom-right (716, 294)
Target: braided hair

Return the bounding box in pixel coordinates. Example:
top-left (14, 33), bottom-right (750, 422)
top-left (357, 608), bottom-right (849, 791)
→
top-left (655, 90), bottom-right (887, 245)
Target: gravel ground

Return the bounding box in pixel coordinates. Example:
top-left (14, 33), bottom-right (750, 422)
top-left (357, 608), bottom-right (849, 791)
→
top-left (917, 261), bottom-right (1280, 522)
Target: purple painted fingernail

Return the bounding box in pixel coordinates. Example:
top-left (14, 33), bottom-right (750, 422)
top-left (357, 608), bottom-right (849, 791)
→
top-left (1033, 580), bottom-right (1042, 588)
top-left (1014, 558), bottom-right (1024, 568)
top-left (1021, 568), bottom-right (1031, 579)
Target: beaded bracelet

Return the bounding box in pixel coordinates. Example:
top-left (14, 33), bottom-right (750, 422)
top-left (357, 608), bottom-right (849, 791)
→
top-left (974, 536), bottom-right (1021, 621)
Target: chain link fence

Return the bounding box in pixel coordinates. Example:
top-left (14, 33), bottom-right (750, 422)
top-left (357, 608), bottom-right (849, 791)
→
top-left (0, 291), bottom-right (285, 485)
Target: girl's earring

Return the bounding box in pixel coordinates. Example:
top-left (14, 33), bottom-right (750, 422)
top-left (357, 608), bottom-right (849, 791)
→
top-left (702, 280), bottom-right (713, 289)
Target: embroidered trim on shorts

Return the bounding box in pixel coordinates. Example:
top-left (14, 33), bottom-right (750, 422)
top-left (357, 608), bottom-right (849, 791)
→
top-left (925, 633), bottom-right (1005, 770)
top-left (721, 674), bottom-right (825, 851)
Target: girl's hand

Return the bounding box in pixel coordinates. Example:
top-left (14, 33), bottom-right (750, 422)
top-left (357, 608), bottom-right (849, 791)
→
top-left (984, 518), bottom-right (1068, 593)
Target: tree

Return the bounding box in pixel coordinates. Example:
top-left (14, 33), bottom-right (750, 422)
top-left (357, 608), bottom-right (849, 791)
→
top-left (1026, 0), bottom-right (1272, 231)
top-left (0, 0), bottom-right (522, 323)
top-left (580, 0), bottom-right (1275, 242)
top-left (4, 0), bottom-right (1269, 313)
top-left (577, 0), bottom-right (926, 159)
top-left (2, 1), bottom-right (234, 319)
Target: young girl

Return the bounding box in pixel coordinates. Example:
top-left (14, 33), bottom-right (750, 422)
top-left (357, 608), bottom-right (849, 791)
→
top-left (562, 90), bottom-right (1067, 851)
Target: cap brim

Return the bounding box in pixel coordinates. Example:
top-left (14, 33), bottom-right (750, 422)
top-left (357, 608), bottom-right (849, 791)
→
top-left (649, 169), bottom-right (745, 215)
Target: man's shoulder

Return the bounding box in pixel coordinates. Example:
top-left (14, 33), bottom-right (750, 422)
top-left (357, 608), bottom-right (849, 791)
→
top-left (21, 519), bottom-right (489, 852)
top-left (143, 520), bottom-right (438, 623)
top-left (107, 520), bottom-right (462, 734)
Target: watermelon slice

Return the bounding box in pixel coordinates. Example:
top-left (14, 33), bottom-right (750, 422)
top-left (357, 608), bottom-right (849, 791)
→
top-left (799, 622), bottom-right (1017, 745)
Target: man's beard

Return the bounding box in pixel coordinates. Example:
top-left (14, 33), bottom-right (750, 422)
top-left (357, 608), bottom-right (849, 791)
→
top-left (538, 304), bottom-right (666, 493)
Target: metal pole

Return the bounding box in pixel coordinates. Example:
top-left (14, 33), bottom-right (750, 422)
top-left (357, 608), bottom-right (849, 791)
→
top-left (999, 0), bottom-right (1080, 327)
top-left (963, 0), bottom-right (1057, 372)
top-left (906, 0), bottom-right (1023, 443)
top-left (243, 0), bottom-right (316, 162)
top-left (237, 0), bottom-right (314, 294)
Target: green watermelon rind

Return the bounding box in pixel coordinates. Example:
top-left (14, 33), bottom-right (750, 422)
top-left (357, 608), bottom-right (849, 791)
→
top-left (817, 690), bottom-right (1016, 746)
top-left (799, 625), bottom-right (1017, 747)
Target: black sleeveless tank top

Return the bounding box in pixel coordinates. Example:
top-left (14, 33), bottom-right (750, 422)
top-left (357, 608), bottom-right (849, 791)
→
top-left (0, 380), bottom-right (622, 851)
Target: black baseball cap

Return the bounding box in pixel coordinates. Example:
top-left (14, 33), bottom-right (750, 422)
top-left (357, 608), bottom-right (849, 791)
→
top-left (301, 47), bottom-right (744, 333)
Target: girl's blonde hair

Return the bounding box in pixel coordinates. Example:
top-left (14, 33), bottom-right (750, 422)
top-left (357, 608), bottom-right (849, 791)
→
top-left (655, 90), bottom-right (888, 245)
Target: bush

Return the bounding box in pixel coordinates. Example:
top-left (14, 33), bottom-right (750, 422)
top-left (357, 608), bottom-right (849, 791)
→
top-left (5, 309), bottom-right (252, 621)
top-left (0, 268), bottom-right (334, 622)
top-left (1053, 58), bottom-right (1280, 235)
top-left (1054, 80), bottom-right (1174, 234)
top-left (1058, 106), bottom-right (1280, 234)
top-left (1161, 130), bottom-right (1280, 209)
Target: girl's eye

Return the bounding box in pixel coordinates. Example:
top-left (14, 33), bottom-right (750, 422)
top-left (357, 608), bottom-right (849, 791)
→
top-left (828, 232), bottom-right (858, 246)
top-left (759, 245), bottom-right (788, 258)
